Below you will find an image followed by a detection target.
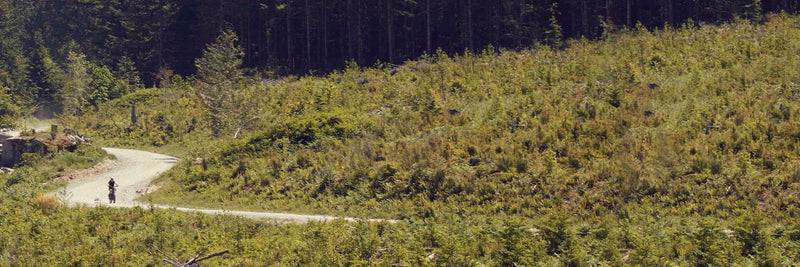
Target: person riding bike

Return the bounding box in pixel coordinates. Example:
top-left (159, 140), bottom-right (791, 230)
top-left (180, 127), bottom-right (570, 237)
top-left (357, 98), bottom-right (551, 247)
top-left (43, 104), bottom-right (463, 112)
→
top-left (108, 178), bottom-right (117, 203)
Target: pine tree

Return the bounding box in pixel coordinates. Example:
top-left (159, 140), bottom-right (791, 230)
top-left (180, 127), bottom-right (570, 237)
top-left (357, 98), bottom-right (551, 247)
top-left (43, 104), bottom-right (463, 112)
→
top-left (545, 2), bottom-right (563, 48)
top-left (88, 65), bottom-right (115, 106)
top-left (115, 56), bottom-right (141, 94)
top-left (744, 0), bottom-right (763, 21)
top-left (195, 29), bottom-right (244, 137)
top-left (29, 32), bottom-right (64, 107)
top-left (60, 51), bottom-right (91, 115)
top-left (0, 85), bottom-right (20, 128)
top-left (0, 0), bottom-right (33, 108)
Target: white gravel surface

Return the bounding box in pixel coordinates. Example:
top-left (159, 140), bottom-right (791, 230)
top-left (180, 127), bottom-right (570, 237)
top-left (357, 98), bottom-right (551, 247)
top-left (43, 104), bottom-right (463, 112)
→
top-left (61, 147), bottom-right (393, 223)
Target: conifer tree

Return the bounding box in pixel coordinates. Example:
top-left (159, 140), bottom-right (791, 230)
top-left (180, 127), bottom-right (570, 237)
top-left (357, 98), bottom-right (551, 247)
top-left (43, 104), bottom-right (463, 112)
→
top-left (116, 56), bottom-right (141, 92)
top-left (194, 29), bottom-right (244, 137)
top-left (0, 0), bottom-right (33, 109)
top-left (59, 51), bottom-right (91, 115)
top-left (0, 85), bottom-right (19, 128)
top-left (29, 32), bottom-right (65, 107)
top-left (545, 2), bottom-right (564, 48)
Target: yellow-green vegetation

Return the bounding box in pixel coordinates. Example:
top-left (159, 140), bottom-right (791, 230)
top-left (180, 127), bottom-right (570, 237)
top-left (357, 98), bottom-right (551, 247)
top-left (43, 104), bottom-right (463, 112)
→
top-left (4, 144), bottom-right (108, 190)
top-left (53, 15), bottom-right (800, 264)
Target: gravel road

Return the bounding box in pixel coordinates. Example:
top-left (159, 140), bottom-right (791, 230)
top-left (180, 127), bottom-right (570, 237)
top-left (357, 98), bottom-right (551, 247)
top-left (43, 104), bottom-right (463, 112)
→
top-left (61, 148), bottom-right (390, 223)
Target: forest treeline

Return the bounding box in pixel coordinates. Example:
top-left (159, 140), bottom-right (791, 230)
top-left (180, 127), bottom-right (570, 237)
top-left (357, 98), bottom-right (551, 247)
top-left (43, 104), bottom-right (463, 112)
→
top-left (0, 0), bottom-right (798, 123)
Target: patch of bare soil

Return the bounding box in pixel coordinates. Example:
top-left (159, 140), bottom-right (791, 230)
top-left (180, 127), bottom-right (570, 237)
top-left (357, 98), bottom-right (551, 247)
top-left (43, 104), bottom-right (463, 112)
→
top-left (55, 159), bottom-right (119, 182)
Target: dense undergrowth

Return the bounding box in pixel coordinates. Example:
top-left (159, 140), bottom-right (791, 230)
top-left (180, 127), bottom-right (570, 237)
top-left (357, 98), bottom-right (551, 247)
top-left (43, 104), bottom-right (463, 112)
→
top-left (51, 14), bottom-right (800, 264)
top-left (7, 146), bottom-right (794, 265)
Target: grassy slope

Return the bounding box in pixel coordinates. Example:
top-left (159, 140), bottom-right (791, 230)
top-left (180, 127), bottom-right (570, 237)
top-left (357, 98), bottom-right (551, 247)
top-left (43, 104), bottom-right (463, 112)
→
top-left (56, 15), bottom-right (800, 265)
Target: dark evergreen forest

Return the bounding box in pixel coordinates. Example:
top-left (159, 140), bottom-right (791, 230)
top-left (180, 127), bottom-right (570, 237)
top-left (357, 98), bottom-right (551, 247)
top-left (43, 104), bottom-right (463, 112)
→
top-left (0, 0), bottom-right (798, 120)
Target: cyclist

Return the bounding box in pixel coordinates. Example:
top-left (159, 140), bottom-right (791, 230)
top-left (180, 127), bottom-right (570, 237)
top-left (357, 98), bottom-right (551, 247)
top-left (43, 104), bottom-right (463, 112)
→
top-left (108, 178), bottom-right (117, 203)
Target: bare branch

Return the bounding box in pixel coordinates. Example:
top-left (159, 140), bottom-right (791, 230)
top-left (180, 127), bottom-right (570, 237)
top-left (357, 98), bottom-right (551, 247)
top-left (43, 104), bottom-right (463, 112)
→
top-left (188, 250), bottom-right (230, 265)
top-left (232, 116), bottom-right (261, 139)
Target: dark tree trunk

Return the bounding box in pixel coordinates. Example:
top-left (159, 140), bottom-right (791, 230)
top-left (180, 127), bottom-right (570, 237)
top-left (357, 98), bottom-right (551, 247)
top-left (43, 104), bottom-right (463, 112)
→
top-left (357, 0), bottom-right (363, 63)
top-left (667, 0), bottom-right (674, 24)
top-left (218, 0), bottom-right (224, 31)
top-left (467, 0), bottom-right (473, 51)
top-left (322, 0), bottom-right (328, 64)
top-left (426, 0), bottom-right (431, 53)
top-left (582, 0), bottom-right (589, 34)
top-left (387, 0), bottom-right (394, 63)
top-left (347, 0), bottom-right (354, 60)
top-left (264, 11), bottom-right (272, 63)
top-left (305, 0), bottom-right (311, 68)
top-left (286, 2), bottom-right (293, 67)
top-left (518, 0), bottom-right (524, 47)
top-left (157, 1), bottom-right (166, 70)
top-left (626, 0), bottom-right (632, 27)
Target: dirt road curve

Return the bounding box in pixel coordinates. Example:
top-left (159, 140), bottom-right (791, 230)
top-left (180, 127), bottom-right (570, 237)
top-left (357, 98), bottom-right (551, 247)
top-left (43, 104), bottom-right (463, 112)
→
top-left (63, 148), bottom-right (178, 206)
top-left (62, 148), bottom-right (391, 223)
